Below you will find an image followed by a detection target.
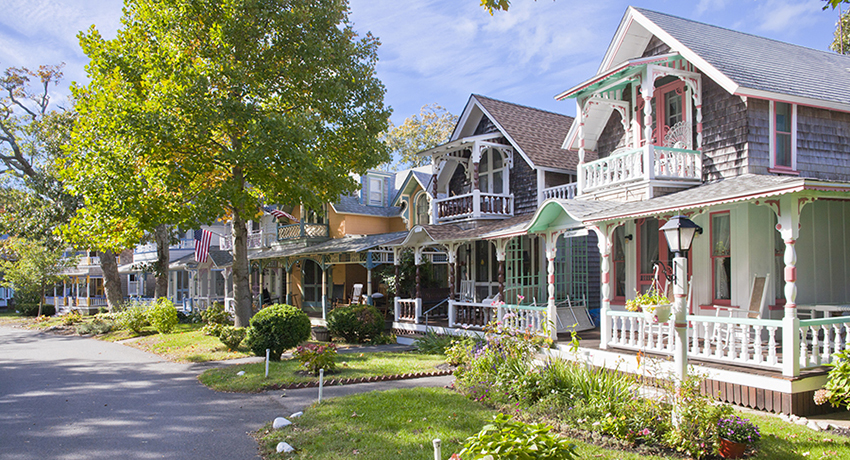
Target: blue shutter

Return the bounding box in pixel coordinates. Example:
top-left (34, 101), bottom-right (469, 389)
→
top-left (384, 177), bottom-right (391, 206)
top-left (360, 175), bottom-right (366, 205)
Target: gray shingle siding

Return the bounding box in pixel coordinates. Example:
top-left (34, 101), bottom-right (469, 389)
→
top-left (641, 35), bottom-right (671, 58)
top-left (796, 106), bottom-right (850, 182)
top-left (596, 109), bottom-right (627, 158)
top-left (745, 98), bottom-right (771, 175)
top-left (700, 77), bottom-right (750, 180)
top-left (510, 155), bottom-right (538, 215)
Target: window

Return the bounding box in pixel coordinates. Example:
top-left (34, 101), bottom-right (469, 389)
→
top-left (415, 193), bottom-right (429, 226)
top-left (637, 79), bottom-right (686, 146)
top-left (612, 226), bottom-right (626, 299)
top-left (478, 148), bottom-right (506, 194)
top-left (770, 101), bottom-right (797, 171)
top-left (711, 212), bottom-right (731, 305)
top-left (368, 176), bottom-right (384, 206)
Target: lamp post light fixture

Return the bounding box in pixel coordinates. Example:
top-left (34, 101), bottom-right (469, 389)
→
top-left (659, 215), bottom-right (702, 427)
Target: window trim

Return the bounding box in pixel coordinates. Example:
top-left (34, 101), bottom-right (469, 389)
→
top-left (710, 211), bottom-right (732, 306)
top-left (768, 100), bottom-right (798, 174)
top-left (368, 176), bottom-right (384, 206)
top-left (414, 191), bottom-right (429, 226)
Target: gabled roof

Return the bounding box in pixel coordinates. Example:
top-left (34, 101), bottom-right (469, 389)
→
top-left (601, 7), bottom-right (850, 111)
top-left (331, 195), bottom-right (401, 217)
top-left (454, 94), bottom-right (581, 170)
top-left (248, 232), bottom-right (406, 260)
top-left (391, 166), bottom-right (432, 206)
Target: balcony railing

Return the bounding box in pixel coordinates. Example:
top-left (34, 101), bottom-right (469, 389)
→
top-left (277, 223), bottom-right (329, 241)
top-left (580, 145), bottom-right (702, 194)
top-left (434, 190), bottom-right (513, 224)
top-left (541, 183), bottom-right (577, 201)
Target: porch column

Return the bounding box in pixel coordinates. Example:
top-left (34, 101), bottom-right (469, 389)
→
top-left (446, 243), bottom-right (458, 328)
top-left (576, 100), bottom-right (586, 194)
top-left (366, 252), bottom-right (374, 306)
top-left (544, 231), bottom-right (559, 343)
top-left (493, 238), bottom-right (509, 303)
top-left (640, 82), bottom-right (655, 182)
top-left (594, 223), bottom-right (619, 350)
top-left (414, 246), bottom-right (423, 324)
top-left (393, 247), bottom-right (401, 322)
top-left (776, 195), bottom-right (813, 377)
top-left (321, 256), bottom-right (328, 321)
top-left (285, 262), bottom-right (292, 305)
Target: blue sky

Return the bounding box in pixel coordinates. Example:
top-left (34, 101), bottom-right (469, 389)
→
top-left (0, 0), bottom-right (842, 124)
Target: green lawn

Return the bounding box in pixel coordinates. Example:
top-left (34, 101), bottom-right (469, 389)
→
top-left (200, 352), bottom-right (446, 392)
top-left (121, 325), bottom-right (254, 362)
top-left (254, 387), bottom-right (850, 460)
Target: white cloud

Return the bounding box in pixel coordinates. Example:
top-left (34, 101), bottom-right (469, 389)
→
top-left (695, 0), bottom-right (729, 16)
top-left (754, 0), bottom-right (822, 34)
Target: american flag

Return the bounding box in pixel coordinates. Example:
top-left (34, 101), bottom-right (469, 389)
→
top-left (194, 228), bottom-right (212, 263)
top-left (262, 205), bottom-right (299, 223)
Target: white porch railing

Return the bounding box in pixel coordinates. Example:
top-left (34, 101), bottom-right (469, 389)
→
top-left (606, 311), bottom-right (850, 376)
top-left (446, 300), bottom-right (548, 336)
top-left (799, 316), bottom-right (850, 369)
top-left (581, 145), bottom-right (702, 194)
top-left (541, 183), bottom-right (577, 201)
top-left (434, 190), bottom-right (513, 224)
top-left (394, 298), bottom-right (421, 323)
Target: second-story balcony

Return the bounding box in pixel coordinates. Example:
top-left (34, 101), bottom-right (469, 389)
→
top-left (580, 145), bottom-right (701, 195)
top-left (434, 190), bottom-right (513, 224)
top-left (277, 222), bottom-right (329, 242)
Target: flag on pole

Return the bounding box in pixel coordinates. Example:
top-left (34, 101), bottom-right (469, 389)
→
top-left (194, 228), bottom-right (212, 263)
top-left (262, 205), bottom-right (299, 223)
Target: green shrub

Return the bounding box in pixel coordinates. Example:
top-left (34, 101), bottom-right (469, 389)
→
top-left (459, 413), bottom-right (576, 460)
top-left (178, 311), bottom-right (203, 324)
top-left (202, 322), bottom-right (226, 337)
top-left (326, 304), bottom-right (384, 343)
top-left (218, 326), bottom-right (247, 351)
top-left (445, 336), bottom-right (477, 366)
top-left (147, 298), bottom-right (178, 334)
top-left (663, 375), bottom-right (733, 458)
top-left (201, 302), bottom-right (232, 325)
top-left (17, 303), bottom-right (55, 317)
top-left (75, 317), bottom-right (116, 335)
top-left (413, 329), bottom-right (453, 354)
top-left (117, 302), bottom-right (149, 333)
top-left (294, 343), bottom-right (337, 375)
top-left (244, 304), bottom-right (310, 360)
top-left (815, 350), bottom-right (850, 409)
top-left (62, 311), bottom-right (83, 326)
top-left (371, 332), bottom-right (397, 345)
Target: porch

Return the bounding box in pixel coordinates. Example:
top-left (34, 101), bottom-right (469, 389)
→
top-left (579, 144), bottom-right (702, 196)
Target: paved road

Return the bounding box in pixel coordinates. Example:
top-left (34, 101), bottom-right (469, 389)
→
top-left (0, 325), bottom-right (452, 460)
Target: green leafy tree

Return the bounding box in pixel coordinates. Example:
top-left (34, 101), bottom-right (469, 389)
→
top-left (65, 0), bottom-right (390, 327)
top-left (0, 237), bottom-right (73, 316)
top-left (832, 8), bottom-right (850, 54)
top-left (384, 104), bottom-right (457, 169)
top-left (480, 0), bottom-right (512, 14)
top-left (0, 65), bottom-right (125, 311)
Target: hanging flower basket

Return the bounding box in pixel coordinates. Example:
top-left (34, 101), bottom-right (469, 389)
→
top-left (644, 303), bottom-right (672, 323)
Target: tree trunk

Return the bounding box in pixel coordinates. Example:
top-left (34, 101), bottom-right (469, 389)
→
top-left (98, 249), bottom-right (123, 312)
top-left (231, 208), bottom-right (252, 327)
top-left (154, 224), bottom-right (170, 299)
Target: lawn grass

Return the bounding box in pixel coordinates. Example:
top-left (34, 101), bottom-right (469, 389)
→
top-left (120, 325), bottom-right (254, 362)
top-left (254, 386), bottom-right (850, 460)
top-left (200, 352), bottom-right (446, 392)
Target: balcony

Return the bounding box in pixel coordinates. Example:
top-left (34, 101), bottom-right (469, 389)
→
top-left (540, 182), bottom-right (577, 202)
top-left (277, 223), bottom-right (329, 242)
top-left (434, 190), bottom-right (513, 224)
top-left (580, 145), bottom-right (702, 195)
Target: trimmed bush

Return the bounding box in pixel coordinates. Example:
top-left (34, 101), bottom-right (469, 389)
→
top-left (219, 326), bottom-right (247, 351)
top-left (245, 304), bottom-right (310, 360)
top-left (326, 304), bottom-right (385, 343)
top-left (147, 298), bottom-right (178, 334)
top-left (202, 322), bottom-right (226, 337)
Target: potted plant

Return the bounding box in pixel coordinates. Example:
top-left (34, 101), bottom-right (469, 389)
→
top-left (625, 288), bottom-right (671, 323)
top-left (716, 415), bottom-right (760, 459)
top-left (311, 325), bottom-right (330, 342)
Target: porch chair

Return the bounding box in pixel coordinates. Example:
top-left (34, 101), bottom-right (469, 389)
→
top-left (459, 280), bottom-right (474, 303)
top-left (712, 273), bottom-right (770, 351)
top-left (350, 283), bottom-right (364, 305)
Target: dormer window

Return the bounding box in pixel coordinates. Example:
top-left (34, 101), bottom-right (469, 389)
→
top-left (770, 101), bottom-right (797, 173)
top-left (368, 176), bottom-right (384, 206)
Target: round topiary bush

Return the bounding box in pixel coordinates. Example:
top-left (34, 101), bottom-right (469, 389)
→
top-left (245, 304), bottom-right (310, 360)
top-left (327, 304), bottom-right (385, 343)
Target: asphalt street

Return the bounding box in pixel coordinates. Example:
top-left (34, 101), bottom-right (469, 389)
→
top-left (0, 325), bottom-right (453, 460)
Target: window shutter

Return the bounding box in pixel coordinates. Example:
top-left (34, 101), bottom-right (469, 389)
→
top-left (384, 177), bottom-right (391, 206)
top-left (360, 175), bottom-right (366, 205)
